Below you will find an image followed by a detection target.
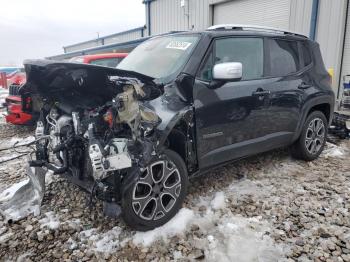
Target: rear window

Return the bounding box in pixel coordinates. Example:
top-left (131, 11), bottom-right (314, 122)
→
top-left (268, 39), bottom-right (300, 77)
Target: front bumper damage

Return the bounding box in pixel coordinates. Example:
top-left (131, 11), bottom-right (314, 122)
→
top-left (0, 60), bottom-right (196, 224)
top-left (0, 165), bottom-right (46, 222)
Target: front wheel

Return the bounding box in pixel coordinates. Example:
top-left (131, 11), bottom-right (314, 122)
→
top-left (122, 149), bottom-right (188, 231)
top-left (291, 111), bottom-right (328, 161)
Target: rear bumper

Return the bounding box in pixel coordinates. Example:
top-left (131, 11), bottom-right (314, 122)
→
top-left (5, 96), bottom-right (34, 125)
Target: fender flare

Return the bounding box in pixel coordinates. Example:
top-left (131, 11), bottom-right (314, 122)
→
top-left (292, 95), bottom-right (334, 141)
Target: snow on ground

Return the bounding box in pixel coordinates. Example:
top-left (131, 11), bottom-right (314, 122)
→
top-left (0, 120), bottom-right (350, 261)
top-left (133, 208), bottom-right (195, 247)
top-left (39, 212), bottom-right (60, 230)
top-left (133, 192), bottom-right (285, 261)
top-left (0, 135), bottom-right (35, 149)
top-left (322, 142), bottom-right (346, 158)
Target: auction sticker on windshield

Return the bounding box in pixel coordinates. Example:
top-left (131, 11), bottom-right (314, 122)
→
top-left (166, 41), bottom-right (192, 50)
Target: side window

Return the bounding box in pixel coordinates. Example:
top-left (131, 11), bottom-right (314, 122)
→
top-left (268, 39), bottom-right (300, 76)
top-left (301, 42), bottom-right (312, 67)
top-left (197, 37), bottom-right (264, 81)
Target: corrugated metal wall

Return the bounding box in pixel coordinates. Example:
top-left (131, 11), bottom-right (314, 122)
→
top-left (149, 0), bottom-right (211, 35)
top-left (316, 0), bottom-right (347, 91)
top-left (289, 0), bottom-right (312, 36)
top-left (104, 30), bottom-right (143, 45)
top-left (65, 39), bottom-right (104, 53)
top-left (212, 0), bottom-right (290, 29)
top-left (64, 28), bottom-right (145, 54)
top-left (149, 0), bottom-right (312, 36)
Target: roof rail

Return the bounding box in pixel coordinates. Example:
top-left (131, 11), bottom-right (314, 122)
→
top-left (207, 24), bottom-right (307, 38)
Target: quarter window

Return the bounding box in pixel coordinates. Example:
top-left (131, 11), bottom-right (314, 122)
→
top-left (301, 42), bottom-right (312, 67)
top-left (268, 39), bottom-right (300, 76)
top-left (197, 37), bottom-right (264, 81)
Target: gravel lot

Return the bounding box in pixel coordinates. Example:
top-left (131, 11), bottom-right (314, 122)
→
top-left (0, 117), bottom-right (349, 262)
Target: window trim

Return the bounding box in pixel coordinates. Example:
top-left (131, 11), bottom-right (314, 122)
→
top-left (196, 35), bottom-right (266, 82)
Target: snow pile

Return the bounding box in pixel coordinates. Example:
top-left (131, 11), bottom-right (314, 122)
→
top-left (201, 215), bottom-right (284, 262)
top-left (39, 212), bottom-right (60, 230)
top-left (210, 191), bottom-right (226, 210)
top-left (132, 192), bottom-right (285, 261)
top-left (90, 227), bottom-right (125, 253)
top-left (0, 179), bottom-right (29, 202)
top-left (133, 208), bottom-right (195, 246)
top-left (323, 143), bottom-right (345, 158)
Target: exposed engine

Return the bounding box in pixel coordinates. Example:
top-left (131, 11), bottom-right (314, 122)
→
top-left (31, 77), bottom-right (162, 206)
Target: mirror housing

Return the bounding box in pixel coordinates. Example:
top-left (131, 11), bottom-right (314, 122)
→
top-left (212, 62), bottom-right (242, 81)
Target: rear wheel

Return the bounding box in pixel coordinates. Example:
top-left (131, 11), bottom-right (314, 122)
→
top-left (291, 111), bottom-right (327, 161)
top-left (122, 149), bottom-right (188, 231)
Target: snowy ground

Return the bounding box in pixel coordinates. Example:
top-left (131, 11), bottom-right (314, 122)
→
top-left (0, 119), bottom-right (349, 261)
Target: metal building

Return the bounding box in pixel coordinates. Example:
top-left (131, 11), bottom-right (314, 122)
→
top-left (48, 0), bottom-right (350, 96)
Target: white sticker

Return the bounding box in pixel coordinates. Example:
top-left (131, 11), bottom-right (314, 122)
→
top-left (166, 41), bottom-right (192, 50)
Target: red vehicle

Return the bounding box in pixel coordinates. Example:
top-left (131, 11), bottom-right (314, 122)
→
top-left (4, 53), bottom-right (128, 125)
top-left (69, 53), bottom-right (128, 67)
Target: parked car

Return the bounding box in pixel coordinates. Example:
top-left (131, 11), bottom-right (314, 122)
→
top-left (4, 53), bottom-right (128, 125)
top-left (69, 53), bottom-right (128, 67)
top-left (4, 25), bottom-right (334, 231)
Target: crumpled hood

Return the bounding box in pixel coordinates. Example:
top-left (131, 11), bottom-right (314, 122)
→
top-left (19, 59), bottom-right (155, 98)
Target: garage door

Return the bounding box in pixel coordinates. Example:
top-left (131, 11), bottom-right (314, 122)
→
top-left (213, 0), bottom-right (290, 30)
top-left (341, 5), bottom-right (350, 87)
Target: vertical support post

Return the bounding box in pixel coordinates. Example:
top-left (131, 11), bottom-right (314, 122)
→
top-left (309, 0), bottom-right (319, 40)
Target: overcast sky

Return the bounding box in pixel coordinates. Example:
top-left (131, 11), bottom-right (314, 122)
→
top-left (0, 0), bottom-right (145, 66)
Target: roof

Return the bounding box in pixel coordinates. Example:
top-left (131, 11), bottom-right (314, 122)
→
top-left (63, 26), bottom-right (146, 49)
top-left (207, 24), bottom-right (308, 38)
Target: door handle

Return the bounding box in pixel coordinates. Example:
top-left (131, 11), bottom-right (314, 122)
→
top-left (298, 82), bottom-right (312, 89)
top-left (252, 90), bottom-right (270, 96)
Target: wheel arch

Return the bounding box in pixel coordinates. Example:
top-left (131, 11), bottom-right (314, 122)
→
top-left (293, 95), bottom-right (334, 141)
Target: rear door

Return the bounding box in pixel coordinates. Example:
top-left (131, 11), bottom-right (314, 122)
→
top-left (262, 38), bottom-right (308, 143)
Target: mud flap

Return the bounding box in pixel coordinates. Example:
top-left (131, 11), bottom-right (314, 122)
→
top-left (0, 166), bottom-right (46, 222)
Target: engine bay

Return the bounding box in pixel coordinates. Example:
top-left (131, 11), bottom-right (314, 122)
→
top-left (22, 61), bottom-right (165, 209)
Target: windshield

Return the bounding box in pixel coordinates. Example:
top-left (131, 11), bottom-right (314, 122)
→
top-left (117, 35), bottom-right (199, 82)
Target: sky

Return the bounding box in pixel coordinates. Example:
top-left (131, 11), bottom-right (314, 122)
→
top-left (0, 0), bottom-right (145, 66)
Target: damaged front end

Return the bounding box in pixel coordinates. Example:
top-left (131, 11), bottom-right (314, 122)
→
top-left (0, 60), bottom-right (188, 223)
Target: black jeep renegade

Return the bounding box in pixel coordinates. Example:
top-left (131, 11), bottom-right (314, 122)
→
top-left (19, 25), bottom-right (334, 230)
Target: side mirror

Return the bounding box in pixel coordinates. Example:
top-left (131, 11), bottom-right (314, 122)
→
top-left (212, 62), bottom-right (242, 81)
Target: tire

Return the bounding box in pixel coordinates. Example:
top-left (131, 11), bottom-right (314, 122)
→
top-left (122, 149), bottom-right (189, 231)
top-left (291, 111), bottom-right (328, 161)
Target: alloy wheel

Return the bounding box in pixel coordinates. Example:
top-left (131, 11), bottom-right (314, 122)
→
top-left (305, 117), bottom-right (325, 155)
top-left (132, 160), bottom-right (182, 221)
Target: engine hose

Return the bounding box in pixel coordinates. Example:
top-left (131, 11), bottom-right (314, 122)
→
top-left (45, 150), bottom-right (69, 174)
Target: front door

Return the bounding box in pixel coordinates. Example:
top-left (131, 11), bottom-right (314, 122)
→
top-left (193, 36), bottom-right (272, 168)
